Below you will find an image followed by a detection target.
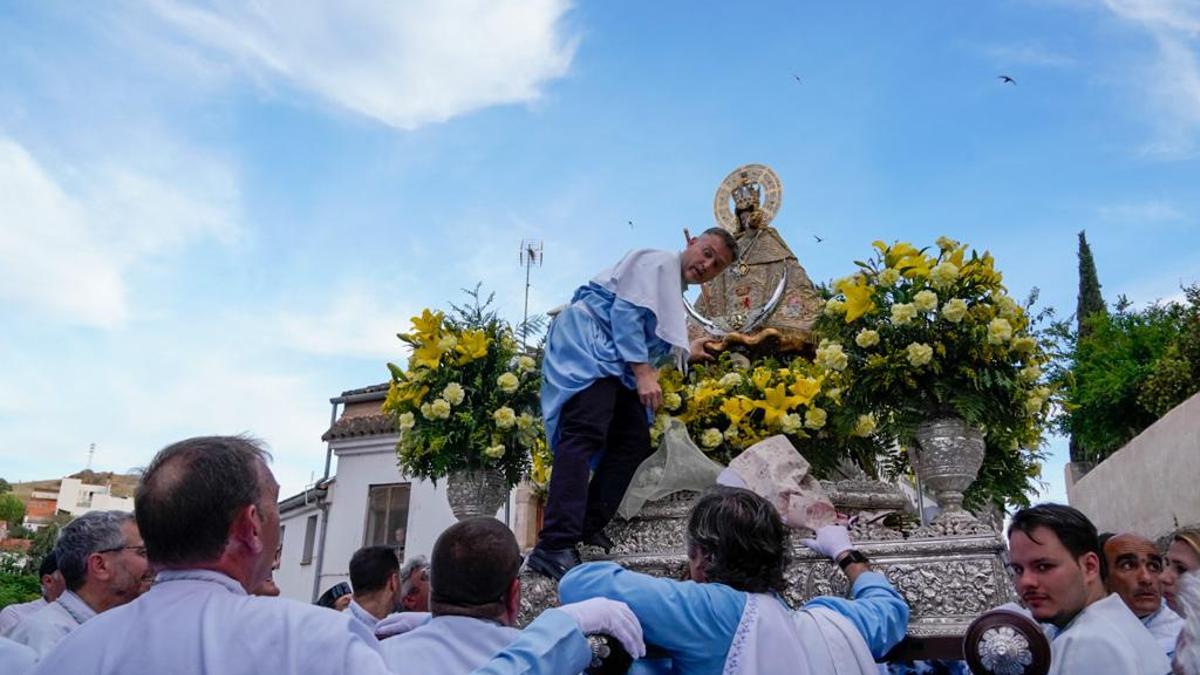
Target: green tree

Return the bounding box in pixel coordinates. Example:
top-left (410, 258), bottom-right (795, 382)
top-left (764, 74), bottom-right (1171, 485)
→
top-left (1070, 231), bottom-right (1106, 461)
top-left (0, 493), bottom-right (24, 528)
top-left (0, 478), bottom-right (11, 494)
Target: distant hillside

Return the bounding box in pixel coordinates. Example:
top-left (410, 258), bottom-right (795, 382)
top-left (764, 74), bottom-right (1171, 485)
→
top-left (9, 470), bottom-right (141, 500)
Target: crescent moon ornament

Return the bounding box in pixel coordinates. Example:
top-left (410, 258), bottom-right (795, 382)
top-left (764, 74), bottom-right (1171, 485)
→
top-left (683, 270), bottom-right (788, 337)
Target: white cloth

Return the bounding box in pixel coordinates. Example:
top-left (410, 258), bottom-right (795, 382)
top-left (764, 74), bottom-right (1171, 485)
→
top-left (590, 249), bottom-right (689, 365)
top-left (9, 590), bottom-right (95, 658)
top-left (1048, 593), bottom-right (1171, 675)
top-left (380, 615), bottom-right (521, 675)
top-left (0, 635), bottom-right (37, 675)
top-left (0, 598), bottom-right (46, 636)
top-left (344, 599), bottom-right (381, 633)
top-left (725, 593), bottom-right (877, 675)
top-left (1141, 603), bottom-right (1185, 659)
top-left (375, 611), bottom-right (431, 639)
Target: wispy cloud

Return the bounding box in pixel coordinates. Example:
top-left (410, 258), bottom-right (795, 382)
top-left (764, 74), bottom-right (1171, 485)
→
top-left (1095, 199), bottom-right (1185, 223)
top-left (142, 0), bottom-right (579, 130)
top-left (980, 43), bottom-right (1078, 68)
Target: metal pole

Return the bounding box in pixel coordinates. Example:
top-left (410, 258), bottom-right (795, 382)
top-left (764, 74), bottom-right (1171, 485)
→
top-left (521, 256), bottom-right (532, 350)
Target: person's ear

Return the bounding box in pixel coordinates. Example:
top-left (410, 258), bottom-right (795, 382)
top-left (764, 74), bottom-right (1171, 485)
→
top-left (506, 577), bottom-right (521, 621)
top-left (86, 551), bottom-right (111, 582)
top-left (232, 503), bottom-right (266, 555)
top-left (1080, 551), bottom-right (1101, 581)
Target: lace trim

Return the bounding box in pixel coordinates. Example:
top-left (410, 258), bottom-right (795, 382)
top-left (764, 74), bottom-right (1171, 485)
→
top-left (722, 594), bottom-right (758, 675)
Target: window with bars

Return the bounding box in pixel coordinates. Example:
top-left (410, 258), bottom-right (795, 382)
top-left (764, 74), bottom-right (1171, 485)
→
top-left (364, 483), bottom-right (411, 555)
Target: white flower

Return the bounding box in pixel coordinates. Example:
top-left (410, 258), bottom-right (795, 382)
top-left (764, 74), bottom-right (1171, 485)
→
top-left (930, 262), bottom-right (960, 289)
top-left (995, 295), bottom-right (1020, 320)
top-left (493, 406), bottom-right (516, 429)
top-left (484, 444), bottom-right (506, 459)
top-left (852, 414), bottom-right (877, 437)
top-left (1024, 396), bottom-right (1044, 415)
top-left (1019, 364), bottom-right (1041, 383)
top-left (516, 412), bottom-right (535, 431)
top-left (855, 329), bottom-right (880, 348)
top-left (906, 342), bottom-right (933, 367)
top-left (718, 373), bottom-right (743, 388)
top-left (420, 403), bottom-right (433, 419)
top-left (804, 407), bottom-right (827, 430)
top-left (723, 426), bottom-right (740, 442)
top-left (517, 355), bottom-right (537, 373)
top-left (942, 298), bottom-right (968, 323)
top-left (442, 383), bottom-right (465, 406)
top-left (891, 303), bottom-right (917, 326)
top-left (1011, 336), bottom-right (1037, 354)
top-left (398, 412), bottom-right (416, 431)
top-left (430, 398), bottom-right (452, 419)
top-left (914, 290), bottom-right (938, 312)
top-left (700, 428), bottom-right (723, 448)
top-left (781, 413), bottom-right (803, 435)
top-left (878, 268), bottom-right (901, 287)
top-left (497, 372), bottom-right (519, 394)
top-left (936, 236), bottom-right (959, 251)
top-left (988, 318), bottom-right (1013, 345)
top-left (815, 343), bottom-right (848, 371)
top-left (824, 299), bottom-right (846, 316)
top-left (664, 392), bottom-right (682, 411)
top-left (438, 335), bottom-right (458, 351)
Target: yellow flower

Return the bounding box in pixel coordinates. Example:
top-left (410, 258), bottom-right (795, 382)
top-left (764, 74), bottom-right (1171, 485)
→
top-left (751, 368), bottom-right (773, 391)
top-left (804, 407), bottom-right (827, 429)
top-left (878, 268), bottom-right (901, 287)
top-left (936, 236), bottom-right (959, 251)
top-left (516, 412), bottom-right (535, 431)
top-left (789, 376), bottom-right (823, 405)
top-left (914, 290), bottom-right (938, 312)
top-left (824, 299), bottom-right (846, 316)
top-left (906, 342), bottom-right (933, 367)
top-left (826, 387), bottom-right (842, 404)
top-left (442, 383), bottom-right (465, 406)
top-left (517, 355), bottom-right (537, 372)
top-left (410, 343), bottom-right (444, 370)
top-left (987, 318), bottom-right (1013, 345)
top-left (781, 413), bottom-right (803, 435)
top-left (409, 309), bottom-right (444, 340)
top-left (1011, 336), bottom-right (1037, 354)
top-left (493, 406), bottom-right (516, 429)
top-left (455, 329), bottom-right (489, 364)
top-left (430, 398), bottom-right (452, 419)
top-left (1019, 364), bottom-right (1041, 383)
top-left (855, 329), bottom-right (880, 348)
top-left (664, 392), bottom-right (682, 411)
top-left (1024, 395), bottom-right (1044, 415)
top-left (835, 276), bottom-right (876, 323)
top-left (398, 411), bottom-right (416, 431)
top-left (815, 343), bottom-right (848, 371)
top-left (484, 444), bottom-right (506, 459)
top-left (891, 303), bottom-right (917, 326)
top-left (420, 402), bottom-right (433, 419)
top-left (721, 396), bottom-right (757, 425)
top-left (438, 334), bottom-right (458, 352)
top-left (930, 262), bottom-right (960, 290)
top-left (995, 295), bottom-right (1021, 321)
top-left (758, 385), bottom-right (800, 427)
top-left (700, 428), bottom-right (723, 448)
top-left (718, 372), bottom-right (743, 388)
top-left (497, 372), bottom-right (520, 394)
top-left (691, 382), bottom-right (724, 408)
top-left (852, 414), bottom-right (877, 437)
top-left (941, 298), bottom-right (968, 323)
top-left (649, 414), bottom-right (670, 445)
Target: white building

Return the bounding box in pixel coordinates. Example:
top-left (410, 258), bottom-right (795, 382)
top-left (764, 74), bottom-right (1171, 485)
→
top-left (55, 478), bottom-right (134, 517)
top-left (275, 384), bottom-right (540, 603)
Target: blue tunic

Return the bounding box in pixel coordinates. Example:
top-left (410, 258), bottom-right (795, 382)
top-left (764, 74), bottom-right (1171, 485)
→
top-left (559, 561), bottom-right (910, 675)
top-left (542, 283), bottom-right (674, 452)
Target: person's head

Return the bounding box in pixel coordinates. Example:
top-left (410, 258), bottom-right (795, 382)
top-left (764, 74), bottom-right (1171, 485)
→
top-left (55, 510), bottom-right (151, 612)
top-left (399, 554), bottom-right (431, 612)
top-left (135, 435), bottom-right (279, 592)
top-left (428, 517), bottom-right (522, 626)
top-left (1102, 532), bottom-right (1165, 618)
top-left (686, 486), bottom-right (788, 594)
top-left (681, 227), bottom-right (737, 284)
top-left (1007, 503), bottom-right (1104, 628)
top-left (38, 552), bottom-right (64, 602)
top-left (1163, 528), bottom-right (1200, 614)
top-left (349, 546), bottom-right (401, 613)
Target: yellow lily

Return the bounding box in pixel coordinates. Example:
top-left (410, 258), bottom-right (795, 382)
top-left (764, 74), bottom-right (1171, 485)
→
top-left (838, 278), bottom-right (876, 323)
top-left (721, 396), bottom-right (757, 426)
top-left (788, 376), bottom-right (823, 405)
top-left (409, 309), bottom-right (444, 340)
top-left (751, 367), bottom-right (773, 391)
top-left (410, 342), bottom-right (444, 370)
top-left (455, 329), bottom-right (490, 364)
top-left (757, 384), bottom-right (801, 427)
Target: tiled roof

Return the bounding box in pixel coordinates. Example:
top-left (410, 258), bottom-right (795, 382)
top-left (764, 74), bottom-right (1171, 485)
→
top-left (321, 413), bottom-right (395, 441)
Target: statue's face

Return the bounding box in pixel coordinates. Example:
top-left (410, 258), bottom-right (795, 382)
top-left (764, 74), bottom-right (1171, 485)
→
top-left (732, 183), bottom-right (759, 211)
top-left (1103, 534), bottom-right (1165, 618)
top-left (682, 233), bottom-right (735, 284)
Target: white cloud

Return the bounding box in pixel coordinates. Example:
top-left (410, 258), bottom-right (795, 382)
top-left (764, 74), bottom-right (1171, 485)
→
top-left (0, 136), bottom-right (239, 327)
top-left (144, 0), bottom-right (579, 130)
top-left (267, 285), bottom-right (423, 360)
top-left (981, 43), bottom-right (1078, 68)
top-left (1095, 199), bottom-right (1185, 223)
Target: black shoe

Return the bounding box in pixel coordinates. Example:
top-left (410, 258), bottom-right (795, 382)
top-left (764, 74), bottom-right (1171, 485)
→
top-left (526, 546), bottom-right (581, 580)
top-left (583, 531), bottom-right (615, 554)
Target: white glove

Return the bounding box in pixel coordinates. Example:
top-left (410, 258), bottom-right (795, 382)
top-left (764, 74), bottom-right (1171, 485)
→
top-left (555, 598), bottom-right (646, 659)
top-left (800, 524), bottom-right (854, 561)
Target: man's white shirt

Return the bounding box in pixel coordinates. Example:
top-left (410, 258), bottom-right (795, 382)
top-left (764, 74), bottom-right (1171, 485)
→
top-left (9, 590), bottom-right (95, 658)
top-left (0, 598), bottom-right (46, 636)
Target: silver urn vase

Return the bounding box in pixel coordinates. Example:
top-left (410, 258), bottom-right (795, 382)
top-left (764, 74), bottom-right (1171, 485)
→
top-left (910, 417), bottom-right (986, 523)
top-left (445, 468), bottom-right (509, 520)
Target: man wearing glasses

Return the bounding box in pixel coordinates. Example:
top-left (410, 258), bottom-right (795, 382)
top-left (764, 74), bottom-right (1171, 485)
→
top-left (10, 510), bottom-right (151, 658)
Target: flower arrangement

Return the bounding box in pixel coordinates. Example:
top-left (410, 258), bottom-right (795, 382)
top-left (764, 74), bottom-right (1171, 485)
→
top-left (814, 238), bottom-right (1052, 507)
top-left (383, 288), bottom-right (543, 488)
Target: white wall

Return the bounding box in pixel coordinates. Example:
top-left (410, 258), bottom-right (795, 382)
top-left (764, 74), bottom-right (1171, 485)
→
top-left (276, 490), bottom-right (328, 603)
top-left (56, 478), bottom-right (134, 516)
top-left (1067, 392), bottom-right (1200, 538)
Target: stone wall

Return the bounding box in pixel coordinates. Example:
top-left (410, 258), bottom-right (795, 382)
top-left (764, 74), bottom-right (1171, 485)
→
top-left (1066, 392), bottom-right (1200, 538)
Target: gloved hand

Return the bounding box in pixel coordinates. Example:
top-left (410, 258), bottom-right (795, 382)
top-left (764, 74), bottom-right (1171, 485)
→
top-left (800, 524), bottom-right (854, 561)
top-left (555, 598), bottom-right (646, 659)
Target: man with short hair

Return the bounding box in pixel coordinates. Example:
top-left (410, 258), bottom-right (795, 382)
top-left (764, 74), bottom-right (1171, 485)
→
top-left (398, 554), bottom-right (430, 612)
top-left (1102, 532), bottom-right (1185, 660)
top-left (0, 554), bottom-right (64, 636)
top-left (345, 546), bottom-right (401, 631)
top-left (1007, 504), bottom-right (1170, 675)
top-left (530, 229), bottom-right (738, 579)
top-left (560, 486), bottom-right (909, 673)
top-left (11, 511), bottom-right (149, 657)
top-left (381, 518), bottom-right (525, 673)
top-left (31, 435), bottom-right (646, 675)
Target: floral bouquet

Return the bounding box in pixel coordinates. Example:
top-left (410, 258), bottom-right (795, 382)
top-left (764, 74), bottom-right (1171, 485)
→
top-left (383, 290), bottom-right (543, 488)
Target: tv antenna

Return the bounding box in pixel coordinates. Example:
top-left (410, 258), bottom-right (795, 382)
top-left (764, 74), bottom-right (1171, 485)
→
top-left (518, 240), bottom-right (544, 349)
top-left (86, 442), bottom-right (95, 471)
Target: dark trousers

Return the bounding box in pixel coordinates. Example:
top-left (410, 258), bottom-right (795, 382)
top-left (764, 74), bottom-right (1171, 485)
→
top-left (537, 377), bottom-right (652, 551)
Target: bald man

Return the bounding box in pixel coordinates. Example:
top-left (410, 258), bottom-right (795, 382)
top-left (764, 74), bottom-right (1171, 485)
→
top-left (1103, 532), bottom-right (1185, 660)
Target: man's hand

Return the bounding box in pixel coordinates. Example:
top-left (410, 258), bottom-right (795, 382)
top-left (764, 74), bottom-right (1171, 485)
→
top-left (688, 337), bottom-right (715, 363)
top-left (800, 524), bottom-right (854, 561)
top-left (631, 363), bottom-right (661, 412)
top-left (555, 598), bottom-right (646, 659)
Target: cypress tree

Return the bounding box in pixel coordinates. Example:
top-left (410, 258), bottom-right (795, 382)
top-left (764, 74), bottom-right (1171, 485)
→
top-left (1071, 230), bottom-right (1106, 462)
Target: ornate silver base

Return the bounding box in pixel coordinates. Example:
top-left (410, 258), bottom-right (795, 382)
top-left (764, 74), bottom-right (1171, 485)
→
top-left (445, 468), bottom-right (509, 521)
top-left (520, 483), bottom-right (1015, 644)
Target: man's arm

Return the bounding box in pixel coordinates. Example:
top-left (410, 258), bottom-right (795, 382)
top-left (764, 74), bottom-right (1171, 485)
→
top-left (803, 573), bottom-right (909, 659)
top-left (611, 299), bottom-right (661, 411)
top-left (468, 608), bottom-right (593, 675)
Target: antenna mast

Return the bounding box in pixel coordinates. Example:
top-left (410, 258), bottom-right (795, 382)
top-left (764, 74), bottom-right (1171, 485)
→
top-left (518, 240), bottom-right (544, 349)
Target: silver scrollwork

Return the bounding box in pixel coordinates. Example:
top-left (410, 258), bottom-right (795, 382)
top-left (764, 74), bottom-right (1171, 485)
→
top-left (977, 625), bottom-right (1034, 674)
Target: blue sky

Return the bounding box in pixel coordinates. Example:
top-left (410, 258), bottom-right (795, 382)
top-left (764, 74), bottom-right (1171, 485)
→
top-left (1, 1), bottom-right (1197, 502)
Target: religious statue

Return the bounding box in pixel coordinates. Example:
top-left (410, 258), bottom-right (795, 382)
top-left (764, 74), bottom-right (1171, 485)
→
top-left (686, 164), bottom-right (824, 360)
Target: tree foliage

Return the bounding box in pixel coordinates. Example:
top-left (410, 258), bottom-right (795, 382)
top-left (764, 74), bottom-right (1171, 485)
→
top-left (0, 494), bottom-right (24, 528)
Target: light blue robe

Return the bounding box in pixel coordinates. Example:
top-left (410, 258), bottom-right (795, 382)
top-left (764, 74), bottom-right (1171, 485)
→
top-left (542, 282), bottom-right (673, 452)
top-left (0, 635), bottom-right (37, 675)
top-left (344, 599), bottom-right (381, 634)
top-left (9, 589), bottom-right (95, 658)
top-left (559, 561), bottom-right (909, 674)
top-left (1141, 602), bottom-right (1185, 661)
top-left (29, 569), bottom-right (594, 675)
top-left (380, 615), bottom-right (521, 674)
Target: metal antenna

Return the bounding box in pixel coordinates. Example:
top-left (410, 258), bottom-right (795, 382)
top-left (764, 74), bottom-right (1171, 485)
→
top-left (518, 240), bottom-right (544, 349)
top-left (86, 442), bottom-right (95, 471)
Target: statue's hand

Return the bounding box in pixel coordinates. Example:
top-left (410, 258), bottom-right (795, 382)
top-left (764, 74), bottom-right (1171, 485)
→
top-left (688, 337), bottom-right (715, 362)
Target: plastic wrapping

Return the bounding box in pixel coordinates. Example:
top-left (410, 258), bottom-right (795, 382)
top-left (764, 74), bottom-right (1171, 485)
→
top-left (616, 419), bottom-right (724, 519)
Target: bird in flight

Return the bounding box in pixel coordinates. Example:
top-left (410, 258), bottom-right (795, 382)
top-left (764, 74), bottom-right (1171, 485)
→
top-left (998, 75), bottom-right (1016, 85)
top-left (793, 74), bottom-right (802, 83)
top-left (813, 234), bottom-right (824, 243)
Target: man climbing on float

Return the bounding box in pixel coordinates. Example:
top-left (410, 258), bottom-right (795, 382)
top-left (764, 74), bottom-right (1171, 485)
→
top-left (525, 228), bottom-right (737, 580)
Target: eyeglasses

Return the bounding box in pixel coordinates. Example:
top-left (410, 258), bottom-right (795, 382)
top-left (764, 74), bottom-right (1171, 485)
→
top-left (99, 545), bottom-right (148, 558)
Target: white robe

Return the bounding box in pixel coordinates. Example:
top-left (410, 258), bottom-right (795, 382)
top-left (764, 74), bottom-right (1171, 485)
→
top-left (9, 590), bottom-right (95, 658)
top-left (1141, 603), bottom-right (1185, 660)
top-left (727, 593), bottom-right (878, 675)
top-left (0, 635), bottom-right (37, 675)
top-left (380, 615), bottom-right (522, 675)
top-left (0, 598), bottom-right (46, 637)
top-left (344, 599), bottom-right (381, 633)
top-left (1048, 593), bottom-right (1171, 675)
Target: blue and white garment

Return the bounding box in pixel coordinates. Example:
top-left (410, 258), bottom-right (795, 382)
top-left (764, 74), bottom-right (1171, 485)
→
top-left (560, 561), bottom-right (908, 674)
top-left (541, 249), bottom-right (689, 452)
top-left (9, 589), bottom-right (96, 658)
top-left (1141, 602), bottom-right (1185, 662)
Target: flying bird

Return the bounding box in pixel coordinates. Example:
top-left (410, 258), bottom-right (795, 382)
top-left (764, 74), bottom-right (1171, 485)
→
top-left (998, 75), bottom-right (1016, 85)
top-left (793, 74), bottom-right (802, 83)
top-left (627, 220), bottom-right (634, 228)
top-left (813, 234), bottom-right (824, 243)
